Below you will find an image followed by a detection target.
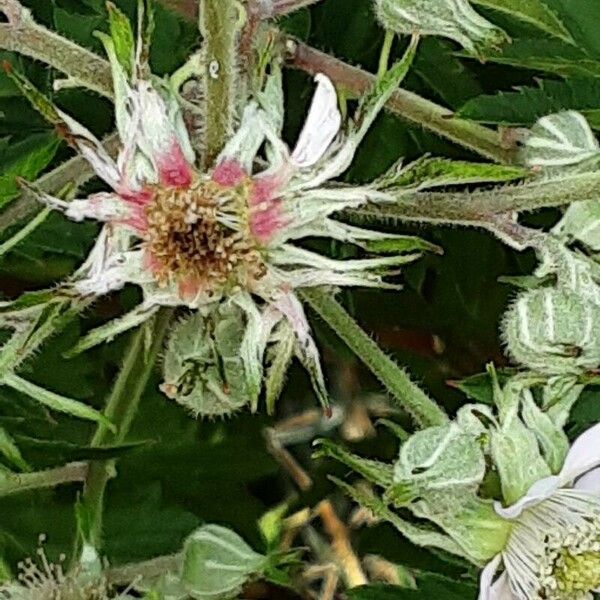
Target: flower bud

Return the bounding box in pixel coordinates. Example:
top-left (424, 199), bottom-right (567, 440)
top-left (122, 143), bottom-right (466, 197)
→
top-left (502, 287), bottom-right (600, 376)
top-left (161, 303), bottom-right (256, 417)
top-left (374, 0), bottom-right (506, 56)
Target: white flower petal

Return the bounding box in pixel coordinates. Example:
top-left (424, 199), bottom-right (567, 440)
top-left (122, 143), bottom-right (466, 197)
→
top-left (478, 555), bottom-right (514, 600)
top-left (558, 422), bottom-right (600, 485)
top-left (291, 74), bottom-right (341, 168)
top-left (57, 110), bottom-right (120, 188)
top-left (494, 475), bottom-right (561, 519)
top-left (575, 466), bottom-right (600, 493)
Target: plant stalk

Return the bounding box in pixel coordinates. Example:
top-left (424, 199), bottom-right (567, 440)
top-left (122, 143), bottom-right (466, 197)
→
top-left (300, 289), bottom-right (448, 428)
top-left (0, 462), bottom-right (88, 497)
top-left (81, 308), bottom-right (173, 549)
top-left (0, 0), bottom-right (112, 97)
top-left (199, 0), bottom-right (240, 169)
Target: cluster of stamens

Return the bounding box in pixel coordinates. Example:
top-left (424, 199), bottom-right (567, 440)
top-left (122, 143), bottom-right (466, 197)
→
top-left (502, 491), bottom-right (600, 600)
top-left (0, 535), bottom-right (110, 600)
top-left (144, 178), bottom-right (266, 297)
top-left (539, 522), bottom-right (600, 599)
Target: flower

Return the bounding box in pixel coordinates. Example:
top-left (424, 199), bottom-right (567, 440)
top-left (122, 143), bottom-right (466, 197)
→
top-left (479, 423), bottom-right (600, 600)
top-left (20, 24), bottom-right (420, 407)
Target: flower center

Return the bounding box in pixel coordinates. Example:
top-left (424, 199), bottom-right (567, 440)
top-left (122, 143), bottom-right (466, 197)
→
top-left (503, 490), bottom-right (600, 600)
top-left (549, 548), bottom-right (600, 599)
top-left (144, 178), bottom-right (266, 297)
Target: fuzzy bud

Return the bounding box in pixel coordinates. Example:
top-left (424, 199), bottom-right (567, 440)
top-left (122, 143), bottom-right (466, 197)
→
top-left (161, 304), bottom-right (255, 417)
top-left (374, 0), bottom-right (507, 56)
top-left (502, 287), bottom-right (600, 376)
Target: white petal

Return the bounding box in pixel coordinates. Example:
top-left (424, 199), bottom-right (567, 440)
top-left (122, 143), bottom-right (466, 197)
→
top-left (479, 555), bottom-right (514, 600)
top-left (558, 422), bottom-right (600, 485)
top-left (575, 466), bottom-right (600, 493)
top-left (291, 74), bottom-right (341, 168)
top-left (57, 110), bottom-right (120, 188)
top-left (494, 475), bottom-right (561, 519)
top-left (65, 193), bottom-right (131, 223)
top-left (217, 103), bottom-right (269, 171)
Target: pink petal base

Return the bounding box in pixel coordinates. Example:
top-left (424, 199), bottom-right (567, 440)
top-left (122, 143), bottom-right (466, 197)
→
top-left (157, 141), bottom-right (194, 188)
top-left (249, 175), bottom-right (287, 244)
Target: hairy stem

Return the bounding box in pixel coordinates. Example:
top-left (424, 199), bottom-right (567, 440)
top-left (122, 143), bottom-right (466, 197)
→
top-left (285, 38), bottom-right (516, 164)
top-left (344, 169), bottom-right (600, 228)
top-left (81, 309), bottom-right (173, 549)
top-left (300, 289), bottom-right (448, 428)
top-left (0, 462), bottom-right (88, 497)
top-left (0, 0), bottom-right (112, 97)
top-left (199, 0), bottom-right (240, 169)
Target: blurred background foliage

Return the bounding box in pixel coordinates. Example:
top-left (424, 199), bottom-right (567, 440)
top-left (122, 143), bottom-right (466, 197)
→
top-left (0, 0), bottom-right (599, 597)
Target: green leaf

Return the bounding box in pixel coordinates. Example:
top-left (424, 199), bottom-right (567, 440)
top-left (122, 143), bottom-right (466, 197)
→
top-left (1, 64), bottom-right (62, 124)
top-left (0, 427), bottom-right (29, 472)
top-left (362, 235), bottom-right (442, 256)
top-left (458, 78), bottom-right (600, 126)
top-left (472, 0), bottom-right (573, 43)
top-left (378, 156), bottom-right (528, 190)
top-left (0, 133), bottom-right (61, 209)
top-left (313, 438), bottom-right (394, 487)
top-left (1, 373), bottom-right (115, 432)
top-left (12, 436), bottom-right (148, 468)
top-left (447, 368), bottom-right (518, 404)
top-left (106, 2), bottom-right (135, 76)
top-left (181, 524), bottom-right (267, 599)
top-left (474, 38), bottom-right (600, 78)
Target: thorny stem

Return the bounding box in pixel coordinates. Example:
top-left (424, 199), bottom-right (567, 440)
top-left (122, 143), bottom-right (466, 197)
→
top-left (285, 38), bottom-right (517, 164)
top-left (300, 289), bottom-right (448, 428)
top-left (0, 0), bottom-right (112, 98)
top-left (0, 462), bottom-right (88, 497)
top-left (81, 309), bottom-right (173, 549)
top-left (199, 0), bottom-right (241, 169)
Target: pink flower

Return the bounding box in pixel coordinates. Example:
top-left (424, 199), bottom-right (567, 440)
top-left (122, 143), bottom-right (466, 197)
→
top-left (28, 32), bottom-right (419, 407)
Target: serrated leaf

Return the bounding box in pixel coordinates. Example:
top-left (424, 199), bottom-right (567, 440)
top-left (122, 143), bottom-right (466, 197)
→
top-left (472, 38), bottom-right (600, 78)
top-left (458, 78), bottom-right (600, 126)
top-left (472, 0), bottom-right (573, 43)
top-left (181, 524), bottom-right (266, 599)
top-left (0, 427), bottom-right (29, 472)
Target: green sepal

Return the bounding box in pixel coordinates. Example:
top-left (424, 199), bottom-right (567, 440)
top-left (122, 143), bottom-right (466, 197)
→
top-left (377, 156), bottom-right (528, 191)
top-left (313, 438), bottom-right (394, 488)
top-left (106, 1), bottom-right (135, 76)
top-left (1, 63), bottom-right (61, 125)
top-left (181, 524), bottom-right (267, 599)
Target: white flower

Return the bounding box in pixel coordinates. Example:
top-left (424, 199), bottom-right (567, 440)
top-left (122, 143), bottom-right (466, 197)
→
top-left (22, 31), bottom-right (419, 406)
top-left (479, 423), bottom-right (600, 600)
